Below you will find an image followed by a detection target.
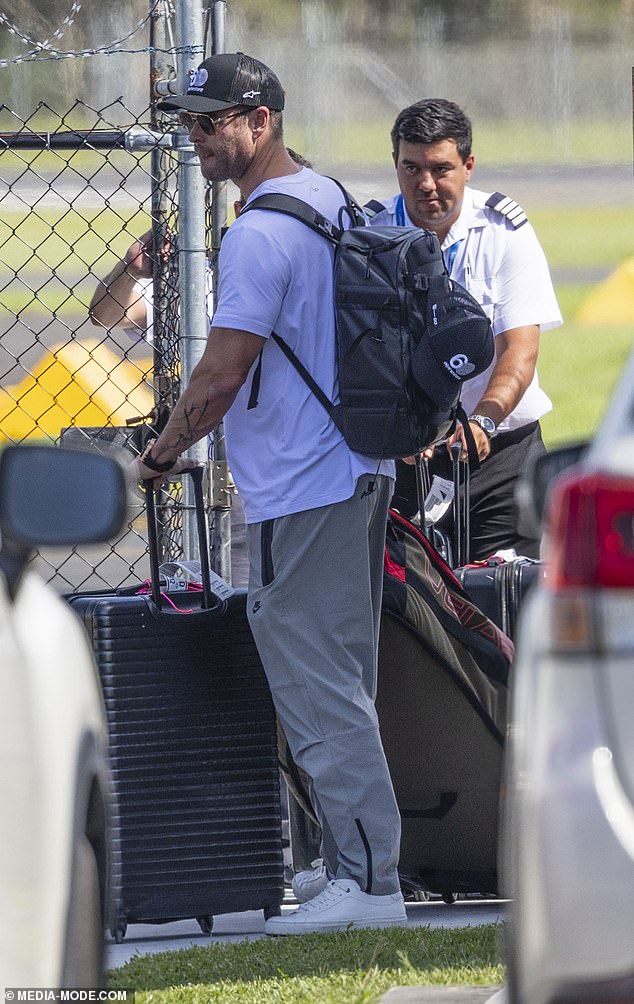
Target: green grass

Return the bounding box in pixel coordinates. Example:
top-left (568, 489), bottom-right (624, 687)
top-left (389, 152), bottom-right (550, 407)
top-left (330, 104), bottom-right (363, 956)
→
top-left (536, 282), bottom-right (633, 447)
top-left (528, 208), bottom-right (634, 270)
top-left (3, 117), bottom-right (630, 174)
top-left (0, 206), bottom-right (153, 317)
top-left (471, 118), bottom-right (632, 166)
top-left (539, 320), bottom-right (633, 448)
top-left (289, 117), bottom-right (632, 168)
top-left (0, 207), bottom-right (152, 276)
top-left (107, 924), bottom-right (504, 1003)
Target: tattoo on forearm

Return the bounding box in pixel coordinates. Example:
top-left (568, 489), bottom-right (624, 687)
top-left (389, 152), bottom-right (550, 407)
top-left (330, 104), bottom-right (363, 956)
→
top-left (156, 397), bottom-right (217, 459)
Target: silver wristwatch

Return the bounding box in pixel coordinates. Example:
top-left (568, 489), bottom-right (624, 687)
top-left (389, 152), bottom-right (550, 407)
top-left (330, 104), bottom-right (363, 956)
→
top-left (469, 414), bottom-right (498, 439)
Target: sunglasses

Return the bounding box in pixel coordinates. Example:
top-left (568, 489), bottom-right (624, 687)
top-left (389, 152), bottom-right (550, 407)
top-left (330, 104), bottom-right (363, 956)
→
top-left (178, 108), bottom-right (248, 136)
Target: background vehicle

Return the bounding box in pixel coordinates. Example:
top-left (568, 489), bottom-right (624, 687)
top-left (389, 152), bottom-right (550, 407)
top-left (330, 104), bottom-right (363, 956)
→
top-left (0, 445), bottom-right (128, 988)
top-left (502, 347), bottom-right (634, 1003)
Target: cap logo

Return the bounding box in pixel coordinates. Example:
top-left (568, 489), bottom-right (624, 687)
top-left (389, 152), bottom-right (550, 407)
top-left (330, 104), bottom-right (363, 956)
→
top-left (188, 67), bottom-right (208, 92)
top-left (444, 353), bottom-right (475, 379)
top-left (242, 89), bottom-right (261, 99)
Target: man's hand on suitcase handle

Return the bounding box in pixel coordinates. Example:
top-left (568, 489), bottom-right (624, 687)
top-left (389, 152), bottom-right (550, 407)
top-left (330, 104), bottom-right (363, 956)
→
top-left (402, 419), bottom-right (491, 467)
top-left (402, 445), bottom-right (436, 465)
top-left (130, 438), bottom-right (201, 489)
top-left (447, 422), bottom-right (492, 463)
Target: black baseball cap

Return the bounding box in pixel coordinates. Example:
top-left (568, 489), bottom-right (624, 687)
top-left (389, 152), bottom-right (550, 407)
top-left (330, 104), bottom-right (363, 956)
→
top-left (411, 278), bottom-right (494, 414)
top-left (157, 52), bottom-right (285, 114)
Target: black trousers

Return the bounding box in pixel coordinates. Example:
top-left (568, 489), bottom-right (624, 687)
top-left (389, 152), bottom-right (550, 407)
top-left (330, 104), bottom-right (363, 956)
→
top-left (392, 421), bottom-right (546, 563)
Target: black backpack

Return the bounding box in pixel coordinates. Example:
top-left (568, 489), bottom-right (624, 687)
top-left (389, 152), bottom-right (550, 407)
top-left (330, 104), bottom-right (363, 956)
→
top-left (242, 184), bottom-right (494, 460)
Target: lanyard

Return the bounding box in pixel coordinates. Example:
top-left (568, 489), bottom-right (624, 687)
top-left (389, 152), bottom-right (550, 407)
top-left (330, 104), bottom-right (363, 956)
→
top-left (444, 240), bottom-right (462, 275)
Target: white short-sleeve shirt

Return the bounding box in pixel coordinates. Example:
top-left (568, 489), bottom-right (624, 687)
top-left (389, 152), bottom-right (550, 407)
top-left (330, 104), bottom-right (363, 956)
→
top-left (370, 187), bottom-right (563, 432)
top-left (130, 274), bottom-right (214, 344)
top-left (213, 167), bottom-right (394, 524)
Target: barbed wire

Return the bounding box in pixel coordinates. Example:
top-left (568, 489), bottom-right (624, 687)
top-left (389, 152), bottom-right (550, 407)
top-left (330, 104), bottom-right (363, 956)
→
top-left (0, 44), bottom-right (203, 63)
top-left (0, 0), bottom-right (195, 67)
top-left (0, 1), bottom-right (81, 53)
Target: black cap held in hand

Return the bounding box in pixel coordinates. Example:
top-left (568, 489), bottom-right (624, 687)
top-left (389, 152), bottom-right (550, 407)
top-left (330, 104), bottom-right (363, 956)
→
top-left (157, 52), bottom-right (285, 114)
top-left (411, 277), bottom-right (495, 414)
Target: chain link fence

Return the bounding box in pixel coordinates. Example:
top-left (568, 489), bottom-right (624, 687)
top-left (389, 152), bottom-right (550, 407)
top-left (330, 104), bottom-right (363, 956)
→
top-left (0, 2), bottom-right (219, 594)
top-left (2, 0), bottom-right (631, 594)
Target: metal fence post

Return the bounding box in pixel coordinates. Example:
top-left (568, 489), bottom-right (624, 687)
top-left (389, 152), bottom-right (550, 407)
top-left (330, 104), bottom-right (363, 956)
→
top-left (174, 0), bottom-right (209, 564)
top-left (208, 1), bottom-right (233, 584)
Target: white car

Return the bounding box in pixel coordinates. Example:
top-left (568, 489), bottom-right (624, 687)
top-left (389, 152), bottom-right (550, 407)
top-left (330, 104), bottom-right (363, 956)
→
top-left (0, 445), bottom-right (127, 989)
top-left (502, 348), bottom-right (634, 1003)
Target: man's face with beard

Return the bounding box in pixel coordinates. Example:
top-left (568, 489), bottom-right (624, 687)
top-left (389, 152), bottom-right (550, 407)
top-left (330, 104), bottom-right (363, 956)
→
top-left (185, 108), bottom-right (255, 184)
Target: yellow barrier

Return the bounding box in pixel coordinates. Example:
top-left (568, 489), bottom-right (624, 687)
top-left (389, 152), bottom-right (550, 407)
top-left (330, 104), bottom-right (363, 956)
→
top-left (0, 340), bottom-right (154, 442)
top-left (576, 258), bottom-right (634, 326)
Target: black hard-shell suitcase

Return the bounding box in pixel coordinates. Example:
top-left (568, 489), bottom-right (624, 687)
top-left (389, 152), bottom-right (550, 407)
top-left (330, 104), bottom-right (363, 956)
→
top-left (454, 556), bottom-right (543, 637)
top-left (504, 556), bottom-right (543, 637)
top-left (68, 468), bottom-right (284, 941)
top-left (454, 561), bottom-right (508, 631)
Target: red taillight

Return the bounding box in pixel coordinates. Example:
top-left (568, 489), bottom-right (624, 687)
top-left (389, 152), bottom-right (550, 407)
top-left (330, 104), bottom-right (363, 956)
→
top-left (547, 471), bottom-right (634, 588)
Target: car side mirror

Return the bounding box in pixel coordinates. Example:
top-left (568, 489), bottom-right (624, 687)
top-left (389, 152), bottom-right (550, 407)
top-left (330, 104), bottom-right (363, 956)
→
top-left (0, 445), bottom-right (128, 591)
top-left (516, 441), bottom-right (589, 540)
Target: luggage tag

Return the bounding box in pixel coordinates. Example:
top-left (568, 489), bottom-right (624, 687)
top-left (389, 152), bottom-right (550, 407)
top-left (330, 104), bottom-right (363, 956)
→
top-left (160, 575), bottom-right (190, 592)
top-left (159, 559), bottom-right (235, 600)
top-left (423, 476), bottom-right (454, 524)
top-left (207, 569), bottom-right (235, 601)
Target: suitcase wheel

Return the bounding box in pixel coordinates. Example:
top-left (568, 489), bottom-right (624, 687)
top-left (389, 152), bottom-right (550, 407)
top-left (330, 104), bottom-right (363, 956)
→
top-left (264, 904), bottom-right (281, 920)
top-left (196, 915), bottom-right (213, 935)
top-left (112, 922), bottom-right (127, 944)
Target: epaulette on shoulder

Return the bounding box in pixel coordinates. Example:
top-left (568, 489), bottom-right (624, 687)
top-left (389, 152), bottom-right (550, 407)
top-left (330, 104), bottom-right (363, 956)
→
top-left (363, 199), bottom-right (387, 219)
top-left (485, 192), bottom-right (528, 229)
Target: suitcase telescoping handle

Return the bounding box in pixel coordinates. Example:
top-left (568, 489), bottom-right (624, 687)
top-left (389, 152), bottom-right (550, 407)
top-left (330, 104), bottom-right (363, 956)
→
top-left (414, 454), bottom-right (432, 538)
top-left (451, 442), bottom-right (470, 567)
top-left (143, 466), bottom-right (214, 611)
top-left (415, 448), bottom-right (470, 565)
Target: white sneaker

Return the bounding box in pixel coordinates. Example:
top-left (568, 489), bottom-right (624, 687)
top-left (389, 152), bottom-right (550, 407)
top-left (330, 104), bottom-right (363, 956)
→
top-left (265, 879), bottom-right (407, 935)
top-left (291, 858), bottom-right (330, 903)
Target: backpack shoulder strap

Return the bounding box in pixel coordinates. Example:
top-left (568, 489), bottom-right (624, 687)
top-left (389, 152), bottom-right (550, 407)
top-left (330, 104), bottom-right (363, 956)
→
top-left (241, 193), bottom-right (342, 243)
top-left (270, 333), bottom-right (336, 419)
top-left (326, 177), bottom-right (367, 228)
top-left (456, 402), bottom-right (481, 471)
top-left (247, 332), bottom-right (337, 422)
top-left (241, 192), bottom-right (341, 418)
top-left (242, 184), bottom-right (366, 435)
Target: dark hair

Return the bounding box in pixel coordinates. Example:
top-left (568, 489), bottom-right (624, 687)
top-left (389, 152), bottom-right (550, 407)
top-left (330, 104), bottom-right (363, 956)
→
top-left (237, 53), bottom-right (285, 139)
top-left (285, 147), bottom-right (313, 169)
top-left (391, 99), bottom-right (472, 162)
top-left (269, 109), bottom-right (284, 140)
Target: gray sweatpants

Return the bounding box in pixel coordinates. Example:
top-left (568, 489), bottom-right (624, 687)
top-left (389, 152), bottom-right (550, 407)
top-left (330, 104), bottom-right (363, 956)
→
top-left (246, 474), bottom-right (401, 896)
